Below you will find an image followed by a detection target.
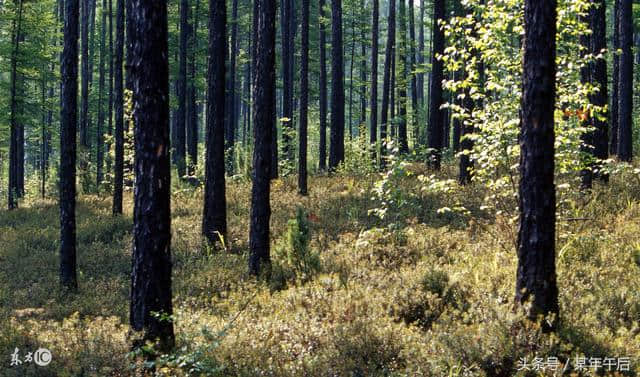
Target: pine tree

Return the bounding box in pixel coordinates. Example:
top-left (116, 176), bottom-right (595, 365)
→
top-left (516, 0), bottom-right (559, 328)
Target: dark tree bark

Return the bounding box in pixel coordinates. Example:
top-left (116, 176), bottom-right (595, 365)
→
top-left (187, 0), bottom-right (201, 174)
top-left (112, 0), bottom-right (124, 215)
top-left (590, 0), bottom-right (608, 180)
top-left (226, 0), bottom-right (238, 173)
top-left (616, 0), bottom-right (633, 162)
top-left (427, 0), bottom-right (445, 170)
top-left (610, 0), bottom-right (619, 155)
top-left (397, 0), bottom-right (408, 154)
top-left (8, 0), bottom-right (23, 210)
top-left (516, 0), bottom-right (559, 328)
top-left (328, 0), bottom-right (345, 170)
top-left (249, 0), bottom-right (276, 276)
top-left (380, 0), bottom-right (395, 168)
top-left (298, 0), bottom-right (309, 195)
top-left (408, 0), bottom-right (418, 145)
top-left (281, 0), bottom-right (295, 162)
top-left (107, 0), bottom-right (113, 172)
top-left (348, 7), bottom-right (356, 139)
top-left (202, 0), bottom-right (227, 245)
top-left (369, 0), bottom-right (379, 163)
top-left (80, 0), bottom-right (90, 149)
top-left (176, 0), bottom-right (189, 176)
top-left (129, 0), bottom-right (175, 352)
top-left (319, 0), bottom-right (328, 170)
top-left (417, 0), bottom-right (424, 106)
top-left (60, 0), bottom-right (79, 291)
top-left (359, 0), bottom-right (367, 130)
top-left (96, 0), bottom-right (107, 186)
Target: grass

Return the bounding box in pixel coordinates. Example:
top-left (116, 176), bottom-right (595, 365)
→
top-left (0, 163), bottom-right (639, 376)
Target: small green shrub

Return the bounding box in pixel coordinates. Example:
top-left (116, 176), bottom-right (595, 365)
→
top-left (393, 269), bottom-right (468, 329)
top-left (273, 207), bottom-right (321, 286)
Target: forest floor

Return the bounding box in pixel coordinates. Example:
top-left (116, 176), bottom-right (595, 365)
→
top-left (1, 162), bottom-right (639, 376)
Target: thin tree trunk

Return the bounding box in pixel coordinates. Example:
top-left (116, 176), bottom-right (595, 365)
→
top-left (380, 0), bottom-right (395, 168)
top-left (107, 0), bottom-right (113, 172)
top-left (397, 0), bottom-right (408, 153)
top-left (8, 0), bottom-right (23, 209)
top-left (187, 0), bottom-right (201, 174)
top-left (610, 0), bottom-right (619, 155)
top-left (348, 6), bottom-right (356, 139)
top-left (319, 0), bottom-right (328, 170)
top-left (60, 0), bottom-right (79, 291)
top-left (226, 0), bottom-right (238, 173)
top-left (96, 0), bottom-right (107, 186)
top-left (427, 0), bottom-right (444, 169)
top-left (112, 0), bottom-right (124, 215)
top-left (202, 0), bottom-right (227, 245)
top-left (370, 0), bottom-right (379, 163)
top-left (516, 0), bottom-right (558, 329)
top-left (417, 0), bottom-right (424, 105)
top-left (359, 0), bottom-right (367, 131)
top-left (80, 0), bottom-right (90, 148)
top-left (249, 0), bottom-right (276, 276)
top-left (616, 0), bottom-right (633, 162)
top-left (176, 0), bottom-right (189, 176)
top-left (298, 0), bottom-right (309, 195)
top-left (409, 0), bottom-right (418, 146)
top-left (328, 0), bottom-right (344, 170)
top-left (281, 0), bottom-right (294, 162)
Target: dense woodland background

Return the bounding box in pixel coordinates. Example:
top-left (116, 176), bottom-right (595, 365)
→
top-left (0, 0), bottom-right (640, 375)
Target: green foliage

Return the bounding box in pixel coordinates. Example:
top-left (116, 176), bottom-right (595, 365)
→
top-left (273, 207), bottom-right (321, 287)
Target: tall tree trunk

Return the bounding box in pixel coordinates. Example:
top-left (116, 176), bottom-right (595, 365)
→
top-left (97, 0), bottom-right (107, 186)
top-left (397, 0), bottom-right (408, 153)
top-left (516, 0), bottom-right (558, 329)
top-left (187, 0), bottom-right (201, 175)
top-left (328, 0), bottom-right (345, 170)
top-left (417, 0), bottom-right (424, 105)
top-left (80, 0), bottom-right (90, 148)
top-left (129, 0), bottom-right (175, 352)
top-left (8, 0), bottom-right (23, 210)
top-left (348, 6), bottom-right (356, 139)
top-left (202, 0), bottom-right (227, 245)
top-left (112, 0), bottom-right (124, 215)
top-left (370, 0), bottom-right (379, 163)
top-left (249, 0), bottom-right (276, 276)
top-left (281, 0), bottom-right (294, 162)
top-left (427, 0), bottom-right (444, 170)
top-left (380, 0), bottom-right (395, 168)
top-left (610, 0), bottom-right (619, 155)
top-left (319, 0), bottom-right (328, 170)
top-left (226, 0), bottom-right (238, 173)
top-left (408, 0), bottom-right (418, 146)
top-left (591, 0), bottom-right (608, 181)
top-left (616, 0), bottom-right (633, 162)
top-left (176, 0), bottom-right (189, 176)
top-left (107, 0), bottom-right (113, 172)
top-left (359, 0), bottom-right (367, 131)
top-left (298, 0), bottom-right (309, 195)
top-left (60, 0), bottom-right (79, 291)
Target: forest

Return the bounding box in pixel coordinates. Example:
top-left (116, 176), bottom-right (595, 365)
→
top-left (0, 0), bottom-right (640, 375)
